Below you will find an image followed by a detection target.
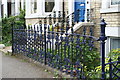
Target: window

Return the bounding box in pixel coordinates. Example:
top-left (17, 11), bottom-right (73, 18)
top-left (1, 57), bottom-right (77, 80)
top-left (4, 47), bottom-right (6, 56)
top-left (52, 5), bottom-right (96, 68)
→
top-left (31, 0), bottom-right (37, 13)
top-left (101, 0), bottom-right (120, 13)
top-left (45, 0), bottom-right (54, 12)
top-left (110, 38), bottom-right (120, 50)
top-left (111, 0), bottom-right (120, 5)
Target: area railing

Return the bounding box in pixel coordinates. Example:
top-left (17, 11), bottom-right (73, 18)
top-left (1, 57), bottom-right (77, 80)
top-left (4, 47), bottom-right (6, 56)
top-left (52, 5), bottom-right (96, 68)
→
top-left (12, 9), bottom-right (120, 79)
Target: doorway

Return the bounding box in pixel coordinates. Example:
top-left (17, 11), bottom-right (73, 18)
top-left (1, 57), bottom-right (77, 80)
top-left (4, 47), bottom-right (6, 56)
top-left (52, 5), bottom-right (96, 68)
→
top-left (74, 0), bottom-right (85, 22)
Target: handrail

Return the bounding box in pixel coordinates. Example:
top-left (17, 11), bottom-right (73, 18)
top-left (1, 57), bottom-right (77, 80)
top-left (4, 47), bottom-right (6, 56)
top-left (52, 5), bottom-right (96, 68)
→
top-left (66, 9), bottom-right (80, 18)
top-left (33, 10), bottom-right (79, 25)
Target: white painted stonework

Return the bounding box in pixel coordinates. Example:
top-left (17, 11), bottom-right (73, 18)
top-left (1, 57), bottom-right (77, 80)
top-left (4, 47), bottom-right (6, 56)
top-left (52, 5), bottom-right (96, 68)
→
top-left (25, 0), bottom-right (90, 21)
top-left (101, 0), bottom-right (120, 13)
top-left (105, 27), bottom-right (120, 37)
top-left (105, 27), bottom-right (120, 56)
top-left (1, 0), bottom-right (25, 17)
top-left (2, 0), bottom-right (7, 17)
top-left (25, 0), bottom-right (62, 19)
top-left (0, 1), bottom-right (1, 19)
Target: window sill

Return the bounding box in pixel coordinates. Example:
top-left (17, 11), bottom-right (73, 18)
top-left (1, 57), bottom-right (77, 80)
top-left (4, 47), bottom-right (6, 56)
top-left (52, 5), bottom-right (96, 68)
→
top-left (25, 12), bottom-right (63, 19)
top-left (105, 27), bottom-right (120, 37)
top-left (25, 13), bottom-right (48, 19)
top-left (100, 6), bottom-right (120, 13)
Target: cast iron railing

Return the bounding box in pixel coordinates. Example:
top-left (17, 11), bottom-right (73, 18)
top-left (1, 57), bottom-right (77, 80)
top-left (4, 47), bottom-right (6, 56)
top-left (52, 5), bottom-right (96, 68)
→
top-left (105, 57), bottom-right (120, 79)
top-left (12, 10), bottom-right (120, 79)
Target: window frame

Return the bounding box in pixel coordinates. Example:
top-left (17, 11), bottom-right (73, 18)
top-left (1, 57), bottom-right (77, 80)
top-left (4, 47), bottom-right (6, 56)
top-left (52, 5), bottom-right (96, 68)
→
top-left (43, 0), bottom-right (55, 15)
top-left (31, 0), bottom-right (37, 14)
top-left (45, 1), bottom-right (54, 12)
top-left (110, 37), bottom-right (120, 50)
top-left (100, 0), bottom-right (120, 13)
top-left (110, 0), bottom-right (120, 7)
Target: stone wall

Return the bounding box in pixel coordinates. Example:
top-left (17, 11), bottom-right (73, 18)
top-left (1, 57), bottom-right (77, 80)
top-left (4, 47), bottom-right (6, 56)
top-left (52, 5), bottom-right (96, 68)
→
top-left (101, 13), bottom-right (120, 27)
top-left (90, 0), bottom-right (102, 37)
top-left (90, 0), bottom-right (102, 49)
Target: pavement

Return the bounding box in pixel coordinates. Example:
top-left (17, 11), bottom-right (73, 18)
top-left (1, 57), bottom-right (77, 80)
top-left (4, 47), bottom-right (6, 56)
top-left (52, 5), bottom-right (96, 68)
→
top-left (0, 47), bottom-right (55, 78)
top-left (0, 46), bottom-right (71, 79)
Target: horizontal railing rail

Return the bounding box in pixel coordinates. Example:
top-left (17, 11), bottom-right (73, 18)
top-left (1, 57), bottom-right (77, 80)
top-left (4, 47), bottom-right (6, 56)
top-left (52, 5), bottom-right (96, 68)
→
top-left (12, 8), bottom-right (120, 79)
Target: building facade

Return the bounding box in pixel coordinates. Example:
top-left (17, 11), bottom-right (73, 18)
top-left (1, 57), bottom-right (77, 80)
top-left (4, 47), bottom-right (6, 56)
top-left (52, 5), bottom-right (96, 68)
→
top-left (25, 0), bottom-right (91, 25)
top-left (0, 1), bottom-right (2, 19)
top-left (1, 0), bottom-right (119, 55)
top-left (1, 0), bottom-right (25, 18)
top-left (101, 0), bottom-right (120, 55)
top-left (90, 0), bottom-right (120, 55)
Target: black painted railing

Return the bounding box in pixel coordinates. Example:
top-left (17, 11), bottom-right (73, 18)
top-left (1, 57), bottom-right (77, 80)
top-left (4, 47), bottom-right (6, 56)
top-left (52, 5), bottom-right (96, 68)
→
top-left (12, 9), bottom-right (120, 79)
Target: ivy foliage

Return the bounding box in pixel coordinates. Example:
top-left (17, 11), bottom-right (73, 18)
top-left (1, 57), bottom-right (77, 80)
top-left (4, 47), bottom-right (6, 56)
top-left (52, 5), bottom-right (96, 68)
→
top-left (1, 9), bottom-right (25, 46)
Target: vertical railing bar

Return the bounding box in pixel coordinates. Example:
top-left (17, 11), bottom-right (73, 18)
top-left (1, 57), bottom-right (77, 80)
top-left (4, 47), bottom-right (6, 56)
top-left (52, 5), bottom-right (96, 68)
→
top-left (30, 25), bottom-right (32, 58)
top-left (70, 12), bottom-right (74, 76)
top-left (27, 25), bottom-right (30, 57)
top-left (44, 17), bottom-right (47, 65)
top-left (36, 25), bottom-right (39, 61)
top-left (39, 20), bottom-right (42, 51)
top-left (33, 25), bottom-right (36, 60)
top-left (39, 20), bottom-right (43, 62)
top-left (11, 22), bottom-right (14, 55)
top-left (99, 19), bottom-right (107, 80)
top-left (109, 58), bottom-right (112, 80)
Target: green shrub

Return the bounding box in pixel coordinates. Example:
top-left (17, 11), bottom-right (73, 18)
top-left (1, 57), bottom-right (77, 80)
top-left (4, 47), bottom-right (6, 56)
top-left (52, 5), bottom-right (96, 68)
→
top-left (52, 37), bottom-right (100, 72)
top-left (1, 9), bottom-right (25, 46)
top-left (87, 48), bottom-right (120, 78)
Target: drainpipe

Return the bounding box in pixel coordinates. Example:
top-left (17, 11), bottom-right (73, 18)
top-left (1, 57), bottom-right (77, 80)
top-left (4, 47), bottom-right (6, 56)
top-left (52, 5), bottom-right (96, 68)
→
top-left (62, 0), bottom-right (65, 20)
top-left (62, 0), bottom-right (65, 32)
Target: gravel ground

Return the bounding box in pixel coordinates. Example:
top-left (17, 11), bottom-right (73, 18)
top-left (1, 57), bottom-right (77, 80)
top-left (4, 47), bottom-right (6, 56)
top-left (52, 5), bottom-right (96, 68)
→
top-left (1, 51), bottom-right (54, 78)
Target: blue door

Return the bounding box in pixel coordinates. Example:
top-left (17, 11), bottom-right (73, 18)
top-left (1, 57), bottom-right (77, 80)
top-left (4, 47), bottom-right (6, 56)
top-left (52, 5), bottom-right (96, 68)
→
top-left (74, 0), bottom-right (85, 22)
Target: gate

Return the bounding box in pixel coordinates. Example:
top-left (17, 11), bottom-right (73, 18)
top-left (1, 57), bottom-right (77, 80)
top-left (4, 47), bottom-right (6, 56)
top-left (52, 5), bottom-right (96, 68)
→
top-left (12, 11), bottom-right (120, 79)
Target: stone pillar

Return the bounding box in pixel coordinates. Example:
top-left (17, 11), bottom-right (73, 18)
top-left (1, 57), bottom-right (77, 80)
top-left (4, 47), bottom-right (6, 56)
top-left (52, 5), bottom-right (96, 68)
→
top-left (68, 0), bottom-right (74, 14)
top-left (21, 0), bottom-right (24, 10)
top-left (37, 0), bottom-right (43, 16)
top-left (68, 0), bottom-right (74, 26)
top-left (25, 0), bottom-right (31, 17)
top-left (11, 0), bottom-right (15, 16)
top-left (85, 0), bottom-right (91, 22)
top-left (90, 0), bottom-right (102, 49)
top-left (101, 0), bottom-right (110, 9)
top-left (15, 0), bottom-right (20, 15)
top-left (0, 1), bottom-right (1, 19)
top-left (54, 0), bottom-right (62, 17)
top-left (55, 0), bottom-right (61, 11)
top-left (2, 0), bottom-right (8, 17)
